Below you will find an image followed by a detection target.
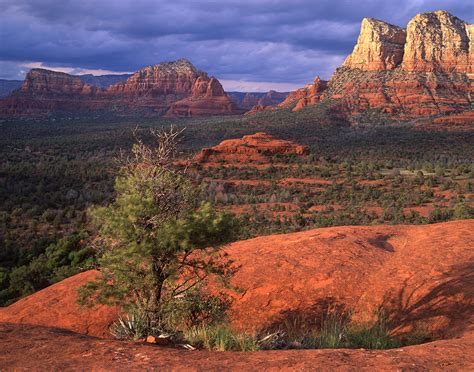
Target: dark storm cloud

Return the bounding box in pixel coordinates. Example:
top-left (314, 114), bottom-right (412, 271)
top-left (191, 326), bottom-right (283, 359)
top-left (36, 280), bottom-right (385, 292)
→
top-left (0, 0), bottom-right (473, 89)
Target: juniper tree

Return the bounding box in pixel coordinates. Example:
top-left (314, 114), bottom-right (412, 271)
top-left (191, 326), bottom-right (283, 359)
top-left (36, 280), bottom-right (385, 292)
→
top-left (79, 128), bottom-right (237, 332)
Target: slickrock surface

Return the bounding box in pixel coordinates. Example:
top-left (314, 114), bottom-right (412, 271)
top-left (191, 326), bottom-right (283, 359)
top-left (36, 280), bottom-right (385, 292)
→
top-left (226, 220), bottom-right (474, 338)
top-left (0, 270), bottom-right (119, 338)
top-left (0, 59), bottom-right (240, 117)
top-left (194, 132), bottom-right (310, 164)
top-left (0, 220), bottom-right (473, 370)
top-left (1, 220), bottom-right (472, 341)
top-left (1, 322), bottom-right (473, 370)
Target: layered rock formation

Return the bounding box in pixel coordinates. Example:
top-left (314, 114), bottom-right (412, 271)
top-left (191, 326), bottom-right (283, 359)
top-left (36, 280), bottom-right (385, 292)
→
top-left (194, 132), bottom-right (309, 164)
top-left (272, 11), bottom-right (473, 123)
top-left (280, 76), bottom-right (328, 111)
top-left (342, 18), bottom-right (406, 71)
top-left (402, 11), bottom-right (473, 73)
top-left (0, 69), bottom-right (109, 115)
top-left (0, 59), bottom-right (240, 117)
top-left (165, 76), bottom-right (240, 117)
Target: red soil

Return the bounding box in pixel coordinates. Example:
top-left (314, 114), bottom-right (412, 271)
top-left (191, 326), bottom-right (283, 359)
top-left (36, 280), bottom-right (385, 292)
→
top-left (1, 322), bottom-right (472, 370)
top-left (362, 206), bottom-right (384, 216)
top-left (204, 178), bottom-right (271, 187)
top-left (225, 203), bottom-right (300, 214)
top-left (277, 177), bottom-right (338, 186)
top-left (308, 204), bottom-right (343, 212)
top-left (358, 179), bottom-right (386, 186)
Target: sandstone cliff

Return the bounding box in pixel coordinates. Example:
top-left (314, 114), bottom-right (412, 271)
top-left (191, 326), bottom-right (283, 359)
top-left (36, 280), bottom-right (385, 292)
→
top-left (273, 11), bottom-right (473, 123)
top-left (0, 59), bottom-right (240, 117)
top-left (402, 11), bottom-right (473, 73)
top-left (343, 18), bottom-right (406, 71)
top-left (165, 76), bottom-right (241, 117)
top-left (0, 69), bottom-right (109, 115)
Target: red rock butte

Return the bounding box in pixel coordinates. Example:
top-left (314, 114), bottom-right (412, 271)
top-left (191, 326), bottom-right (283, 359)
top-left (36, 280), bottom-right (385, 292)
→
top-left (194, 132), bottom-right (310, 164)
top-left (0, 59), bottom-right (242, 117)
top-left (252, 11), bottom-right (473, 123)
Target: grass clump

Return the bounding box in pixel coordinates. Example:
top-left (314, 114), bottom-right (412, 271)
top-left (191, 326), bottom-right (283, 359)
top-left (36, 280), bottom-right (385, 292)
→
top-left (346, 310), bottom-right (400, 349)
top-left (184, 325), bottom-right (259, 351)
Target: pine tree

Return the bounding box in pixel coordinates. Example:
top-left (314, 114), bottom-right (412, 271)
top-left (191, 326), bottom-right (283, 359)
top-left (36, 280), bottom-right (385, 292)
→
top-left (79, 128), bottom-right (238, 333)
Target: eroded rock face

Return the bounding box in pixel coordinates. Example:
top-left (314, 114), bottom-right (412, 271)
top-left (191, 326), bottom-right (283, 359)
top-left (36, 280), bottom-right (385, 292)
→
top-left (107, 59), bottom-right (200, 96)
top-left (334, 11), bottom-right (473, 119)
top-left (0, 59), bottom-right (241, 117)
top-left (403, 11), bottom-right (473, 73)
top-left (164, 76), bottom-right (241, 117)
top-left (194, 132), bottom-right (310, 164)
top-left (343, 18), bottom-right (406, 71)
top-left (250, 77), bottom-right (329, 114)
top-left (272, 11), bottom-right (473, 121)
top-left (21, 69), bottom-right (93, 95)
top-left (0, 69), bottom-right (109, 115)
top-left (326, 67), bottom-right (472, 119)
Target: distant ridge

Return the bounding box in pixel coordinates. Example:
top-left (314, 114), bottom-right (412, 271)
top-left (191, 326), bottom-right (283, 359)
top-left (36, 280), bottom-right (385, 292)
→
top-left (0, 59), bottom-right (242, 117)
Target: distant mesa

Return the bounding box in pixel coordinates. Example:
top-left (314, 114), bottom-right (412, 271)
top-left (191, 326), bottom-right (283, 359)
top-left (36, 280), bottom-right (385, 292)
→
top-left (0, 59), bottom-right (242, 117)
top-left (194, 132), bottom-right (309, 164)
top-left (250, 10), bottom-right (473, 123)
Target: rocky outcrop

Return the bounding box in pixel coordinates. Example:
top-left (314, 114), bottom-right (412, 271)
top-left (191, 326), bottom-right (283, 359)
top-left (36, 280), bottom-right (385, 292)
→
top-left (343, 18), bottom-right (406, 71)
top-left (343, 11), bottom-right (473, 74)
top-left (247, 78), bottom-right (328, 114)
top-left (330, 11), bottom-right (474, 120)
top-left (0, 69), bottom-right (110, 115)
top-left (2, 220), bottom-right (472, 341)
top-left (194, 132), bottom-right (309, 164)
top-left (403, 11), bottom-right (473, 73)
top-left (164, 76), bottom-right (241, 117)
top-left (281, 76), bottom-right (328, 111)
top-left (0, 59), bottom-right (241, 117)
top-left (272, 11), bottom-right (473, 121)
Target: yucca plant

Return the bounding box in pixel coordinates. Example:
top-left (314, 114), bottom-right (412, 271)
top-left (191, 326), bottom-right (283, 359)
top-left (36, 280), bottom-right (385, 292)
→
top-left (109, 309), bottom-right (149, 340)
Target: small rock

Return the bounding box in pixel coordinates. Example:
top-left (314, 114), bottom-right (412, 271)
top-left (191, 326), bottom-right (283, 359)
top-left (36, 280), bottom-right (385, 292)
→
top-left (146, 335), bottom-right (170, 345)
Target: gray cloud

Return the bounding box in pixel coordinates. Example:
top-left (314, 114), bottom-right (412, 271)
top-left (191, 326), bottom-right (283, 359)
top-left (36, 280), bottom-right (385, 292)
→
top-left (0, 0), bottom-right (472, 89)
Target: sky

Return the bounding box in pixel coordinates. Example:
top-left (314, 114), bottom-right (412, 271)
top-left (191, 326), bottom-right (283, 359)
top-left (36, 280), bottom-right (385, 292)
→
top-left (0, 0), bottom-right (472, 92)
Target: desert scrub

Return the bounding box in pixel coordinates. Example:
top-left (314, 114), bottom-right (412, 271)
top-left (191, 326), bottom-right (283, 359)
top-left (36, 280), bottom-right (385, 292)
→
top-left (181, 308), bottom-right (402, 352)
top-left (345, 309), bottom-right (400, 349)
top-left (184, 325), bottom-right (259, 351)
